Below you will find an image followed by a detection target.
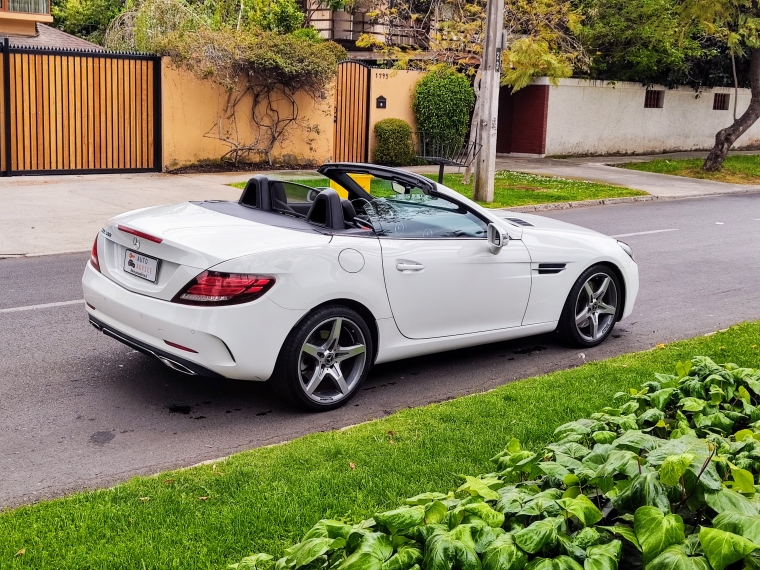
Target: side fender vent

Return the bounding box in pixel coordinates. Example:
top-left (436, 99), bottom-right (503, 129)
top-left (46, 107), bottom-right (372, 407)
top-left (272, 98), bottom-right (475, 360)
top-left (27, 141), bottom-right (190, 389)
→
top-left (505, 217), bottom-right (534, 227)
top-left (536, 263), bottom-right (566, 275)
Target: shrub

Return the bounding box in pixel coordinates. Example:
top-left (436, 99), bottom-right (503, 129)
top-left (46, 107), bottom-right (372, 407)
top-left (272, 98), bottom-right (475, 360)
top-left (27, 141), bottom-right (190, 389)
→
top-left (412, 65), bottom-right (475, 149)
top-left (372, 119), bottom-right (415, 166)
top-left (233, 355), bottom-right (760, 570)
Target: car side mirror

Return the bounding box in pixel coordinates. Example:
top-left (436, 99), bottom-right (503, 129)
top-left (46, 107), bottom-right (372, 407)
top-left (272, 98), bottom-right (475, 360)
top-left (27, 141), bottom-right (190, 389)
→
top-left (488, 223), bottom-right (509, 254)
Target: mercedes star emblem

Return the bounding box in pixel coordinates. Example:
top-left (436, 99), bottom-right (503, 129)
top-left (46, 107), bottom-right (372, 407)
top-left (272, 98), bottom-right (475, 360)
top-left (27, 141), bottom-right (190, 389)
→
top-left (133, 236), bottom-right (140, 250)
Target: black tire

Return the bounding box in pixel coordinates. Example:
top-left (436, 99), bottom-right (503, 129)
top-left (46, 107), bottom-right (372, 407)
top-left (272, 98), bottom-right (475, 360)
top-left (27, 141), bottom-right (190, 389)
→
top-left (272, 305), bottom-right (374, 411)
top-left (558, 264), bottom-right (621, 348)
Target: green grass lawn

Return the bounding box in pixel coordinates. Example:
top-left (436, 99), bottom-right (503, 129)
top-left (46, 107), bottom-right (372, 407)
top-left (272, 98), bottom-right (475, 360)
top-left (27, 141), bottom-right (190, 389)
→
top-left (230, 171), bottom-right (646, 208)
top-left (4, 323), bottom-right (760, 569)
top-left (621, 154), bottom-right (760, 184)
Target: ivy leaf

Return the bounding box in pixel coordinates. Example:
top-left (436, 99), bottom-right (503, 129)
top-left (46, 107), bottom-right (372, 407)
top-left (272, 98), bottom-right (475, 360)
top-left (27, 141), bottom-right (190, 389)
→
top-left (424, 501), bottom-right (448, 525)
top-left (481, 533), bottom-right (528, 570)
top-left (406, 493), bottom-right (448, 506)
top-left (645, 545), bottom-right (711, 570)
top-left (230, 553), bottom-right (273, 569)
top-left (381, 543), bottom-right (423, 570)
top-left (595, 450), bottom-right (642, 479)
top-left (699, 527), bottom-right (757, 570)
top-left (375, 506), bottom-right (425, 535)
top-left (650, 389), bottom-right (676, 411)
top-left (597, 526), bottom-right (640, 551)
top-left (611, 430), bottom-right (662, 453)
top-left (592, 432), bottom-right (617, 445)
top-left (704, 487), bottom-right (759, 516)
top-left (638, 408), bottom-right (665, 427)
top-left (730, 467), bottom-right (756, 495)
top-left (280, 536), bottom-right (342, 569)
top-left (713, 511), bottom-right (760, 544)
top-left (679, 398), bottom-right (706, 412)
top-left (458, 476), bottom-right (501, 502)
top-left (525, 556), bottom-right (583, 570)
top-left (539, 462), bottom-right (571, 481)
top-left (609, 472), bottom-right (670, 514)
top-left (422, 525), bottom-right (480, 570)
top-left (633, 506), bottom-right (685, 565)
top-left (495, 487), bottom-right (536, 515)
top-left (583, 540), bottom-right (621, 570)
top-left (555, 495), bottom-right (603, 527)
top-left (658, 454), bottom-right (695, 487)
top-left (514, 518), bottom-right (561, 554)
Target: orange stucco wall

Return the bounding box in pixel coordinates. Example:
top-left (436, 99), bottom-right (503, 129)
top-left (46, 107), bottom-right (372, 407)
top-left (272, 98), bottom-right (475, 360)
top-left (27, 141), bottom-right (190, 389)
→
top-left (161, 59), bottom-right (334, 170)
top-left (367, 68), bottom-right (424, 160)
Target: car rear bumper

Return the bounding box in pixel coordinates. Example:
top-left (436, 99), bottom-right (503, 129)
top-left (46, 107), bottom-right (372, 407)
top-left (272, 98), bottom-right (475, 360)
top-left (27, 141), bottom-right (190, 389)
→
top-left (89, 315), bottom-right (225, 378)
top-left (82, 263), bottom-right (308, 381)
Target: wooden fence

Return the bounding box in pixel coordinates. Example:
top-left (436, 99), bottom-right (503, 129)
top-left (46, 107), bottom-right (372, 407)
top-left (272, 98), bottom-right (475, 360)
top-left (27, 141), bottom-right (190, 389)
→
top-left (0, 39), bottom-right (162, 176)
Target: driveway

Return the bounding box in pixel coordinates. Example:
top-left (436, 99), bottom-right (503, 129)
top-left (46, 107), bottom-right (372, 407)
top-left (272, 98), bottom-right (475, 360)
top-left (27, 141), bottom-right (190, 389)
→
top-left (2, 192), bottom-right (760, 508)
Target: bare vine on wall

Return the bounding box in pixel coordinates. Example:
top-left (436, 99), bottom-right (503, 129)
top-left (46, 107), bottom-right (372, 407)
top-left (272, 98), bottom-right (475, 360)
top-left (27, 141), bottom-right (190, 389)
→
top-left (106, 0), bottom-right (345, 165)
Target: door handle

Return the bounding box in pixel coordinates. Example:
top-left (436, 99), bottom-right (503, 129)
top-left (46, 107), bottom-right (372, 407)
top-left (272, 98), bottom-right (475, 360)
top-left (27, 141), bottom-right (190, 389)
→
top-left (396, 260), bottom-right (424, 273)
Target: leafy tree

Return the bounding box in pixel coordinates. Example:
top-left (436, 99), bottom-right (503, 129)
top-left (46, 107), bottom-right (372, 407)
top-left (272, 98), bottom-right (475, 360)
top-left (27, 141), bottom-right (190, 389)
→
top-left (575, 0), bottom-right (702, 84)
top-left (681, 0), bottom-right (760, 171)
top-left (52, 0), bottom-right (125, 45)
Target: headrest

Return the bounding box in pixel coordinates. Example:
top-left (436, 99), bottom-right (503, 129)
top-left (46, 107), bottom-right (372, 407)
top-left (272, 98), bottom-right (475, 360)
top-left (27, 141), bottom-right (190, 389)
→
top-left (305, 188), bottom-right (345, 230)
top-left (341, 199), bottom-right (356, 223)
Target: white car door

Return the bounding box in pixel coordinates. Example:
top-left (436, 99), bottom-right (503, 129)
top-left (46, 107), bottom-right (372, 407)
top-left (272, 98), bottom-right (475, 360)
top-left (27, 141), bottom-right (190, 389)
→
top-left (370, 190), bottom-right (532, 339)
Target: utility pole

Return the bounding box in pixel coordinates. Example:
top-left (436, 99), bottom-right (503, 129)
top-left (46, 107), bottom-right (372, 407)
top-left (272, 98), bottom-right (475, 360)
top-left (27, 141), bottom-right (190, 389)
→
top-left (472, 0), bottom-right (505, 203)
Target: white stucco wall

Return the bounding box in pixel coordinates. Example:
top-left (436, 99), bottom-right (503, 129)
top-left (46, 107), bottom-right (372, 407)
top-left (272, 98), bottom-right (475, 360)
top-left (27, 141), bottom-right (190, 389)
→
top-left (540, 78), bottom-right (760, 156)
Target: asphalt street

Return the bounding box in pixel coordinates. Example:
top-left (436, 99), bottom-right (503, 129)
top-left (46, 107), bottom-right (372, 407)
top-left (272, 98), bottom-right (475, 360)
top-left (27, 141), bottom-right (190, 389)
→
top-left (2, 193), bottom-right (760, 509)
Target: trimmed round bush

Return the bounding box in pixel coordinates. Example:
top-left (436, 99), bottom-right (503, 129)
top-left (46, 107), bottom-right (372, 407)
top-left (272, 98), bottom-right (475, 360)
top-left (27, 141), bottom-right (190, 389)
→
top-left (372, 118), bottom-right (415, 166)
top-left (412, 65), bottom-right (475, 148)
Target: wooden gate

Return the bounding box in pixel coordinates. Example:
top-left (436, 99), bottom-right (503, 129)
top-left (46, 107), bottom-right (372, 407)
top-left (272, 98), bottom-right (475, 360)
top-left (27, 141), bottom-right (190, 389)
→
top-left (0, 41), bottom-right (161, 176)
top-left (333, 61), bottom-right (370, 163)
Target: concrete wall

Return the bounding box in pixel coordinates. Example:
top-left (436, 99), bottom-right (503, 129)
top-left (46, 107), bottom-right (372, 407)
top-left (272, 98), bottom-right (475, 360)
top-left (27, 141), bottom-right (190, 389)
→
top-left (539, 78), bottom-right (760, 156)
top-left (366, 68), bottom-right (424, 160)
top-left (161, 60), bottom-right (334, 170)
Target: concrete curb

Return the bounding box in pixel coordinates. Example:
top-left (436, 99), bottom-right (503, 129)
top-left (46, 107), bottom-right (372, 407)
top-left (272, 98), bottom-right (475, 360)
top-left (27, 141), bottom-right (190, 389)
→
top-left (501, 195), bottom-right (658, 213)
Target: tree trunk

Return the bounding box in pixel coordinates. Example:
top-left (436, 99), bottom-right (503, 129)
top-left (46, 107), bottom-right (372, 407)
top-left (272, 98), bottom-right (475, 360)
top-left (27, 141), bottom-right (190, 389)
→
top-left (703, 48), bottom-right (760, 171)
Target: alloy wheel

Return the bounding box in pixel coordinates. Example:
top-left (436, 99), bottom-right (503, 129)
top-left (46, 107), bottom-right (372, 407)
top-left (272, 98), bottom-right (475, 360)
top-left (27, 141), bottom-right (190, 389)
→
top-left (574, 272), bottom-right (618, 343)
top-left (298, 317), bottom-right (367, 404)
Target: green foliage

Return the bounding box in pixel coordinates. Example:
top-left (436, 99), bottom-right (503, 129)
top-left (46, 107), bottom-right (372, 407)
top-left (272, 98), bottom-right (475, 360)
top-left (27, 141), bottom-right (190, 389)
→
top-left (412, 65), bottom-right (474, 149)
top-left (235, 356), bottom-right (760, 570)
top-left (372, 119), bottom-right (415, 167)
top-left (576, 0), bottom-right (702, 84)
top-left (52, 0), bottom-right (124, 44)
top-left (248, 0), bottom-right (304, 33)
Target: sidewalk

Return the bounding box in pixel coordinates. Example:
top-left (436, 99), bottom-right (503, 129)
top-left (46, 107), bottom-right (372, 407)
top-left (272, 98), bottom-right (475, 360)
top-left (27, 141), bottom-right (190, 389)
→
top-left (2, 151), bottom-right (759, 257)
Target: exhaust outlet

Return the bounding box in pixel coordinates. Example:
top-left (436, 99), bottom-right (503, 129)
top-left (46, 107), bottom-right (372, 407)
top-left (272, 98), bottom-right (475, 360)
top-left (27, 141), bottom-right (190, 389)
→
top-left (157, 355), bottom-right (197, 376)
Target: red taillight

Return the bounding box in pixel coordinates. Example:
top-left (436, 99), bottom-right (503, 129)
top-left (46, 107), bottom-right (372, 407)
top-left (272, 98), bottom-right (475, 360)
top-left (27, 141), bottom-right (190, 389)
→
top-left (117, 225), bottom-right (163, 244)
top-left (90, 235), bottom-right (101, 272)
top-left (172, 271), bottom-right (275, 306)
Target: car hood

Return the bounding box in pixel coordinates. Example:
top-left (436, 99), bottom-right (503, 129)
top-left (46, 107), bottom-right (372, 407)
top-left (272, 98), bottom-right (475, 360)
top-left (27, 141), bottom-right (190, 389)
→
top-left (495, 211), bottom-right (610, 239)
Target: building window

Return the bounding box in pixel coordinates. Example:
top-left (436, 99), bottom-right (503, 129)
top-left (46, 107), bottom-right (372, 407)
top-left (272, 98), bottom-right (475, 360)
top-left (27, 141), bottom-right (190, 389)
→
top-left (644, 90), bottom-right (664, 108)
top-left (714, 93), bottom-right (730, 111)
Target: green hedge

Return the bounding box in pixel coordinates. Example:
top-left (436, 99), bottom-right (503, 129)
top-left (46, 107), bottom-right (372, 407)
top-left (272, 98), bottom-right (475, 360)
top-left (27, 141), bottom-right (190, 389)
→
top-left (233, 356), bottom-right (760, 570)
top-left (372, 118), bottom-right (416, 167)
top-left (412, 66), bottom-right (475, 149)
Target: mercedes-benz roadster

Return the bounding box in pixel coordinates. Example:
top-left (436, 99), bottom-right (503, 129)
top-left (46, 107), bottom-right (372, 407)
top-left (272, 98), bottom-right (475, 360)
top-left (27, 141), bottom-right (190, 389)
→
top-left (83, 164), bottom-right (638, 410)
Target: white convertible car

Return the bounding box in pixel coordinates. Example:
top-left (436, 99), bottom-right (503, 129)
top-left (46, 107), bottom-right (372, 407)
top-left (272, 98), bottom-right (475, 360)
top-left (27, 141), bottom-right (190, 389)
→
top-left (83, 164), bottom-right (638, 410)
